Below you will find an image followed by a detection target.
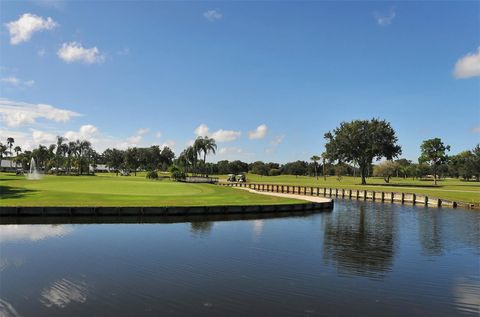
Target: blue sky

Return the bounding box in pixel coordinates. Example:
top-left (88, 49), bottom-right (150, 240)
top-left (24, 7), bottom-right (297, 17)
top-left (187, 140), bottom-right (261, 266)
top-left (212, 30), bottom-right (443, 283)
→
top-left (0, 0), bottom-right (479, 163)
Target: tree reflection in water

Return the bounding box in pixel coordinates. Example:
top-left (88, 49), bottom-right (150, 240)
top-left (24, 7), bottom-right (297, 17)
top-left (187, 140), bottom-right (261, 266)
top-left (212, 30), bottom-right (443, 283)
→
top-left (323, 203), bottom-right (396, 278)
top-left (189, 221), bottom-right (214, 236)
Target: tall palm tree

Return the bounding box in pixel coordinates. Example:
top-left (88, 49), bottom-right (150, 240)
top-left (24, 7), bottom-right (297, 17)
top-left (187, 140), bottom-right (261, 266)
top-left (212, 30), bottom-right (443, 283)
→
top-left (6, 137), bottom-right (14, 167)
top-left (185, 146), bottom-right (198, 175)
top-left (321, 152), bottom-right (328, 181)
top-left (55, 136), bottom-right (66, 174)
top-left (14, 146), bottom-right (22, 168)
top-left (0, 143), bottom-right (7, 160)
top-left (200, 137), bottom-right (217, 164)
top-left (67, 141), bottom-right (77, 175)
top-left (311, 155), bottom-right (320, 180)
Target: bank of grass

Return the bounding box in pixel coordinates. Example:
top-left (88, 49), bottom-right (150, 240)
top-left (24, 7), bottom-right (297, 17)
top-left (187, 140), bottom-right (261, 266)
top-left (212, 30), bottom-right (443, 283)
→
top-left (0, 172), bottom-right (303, 207)
top-left (218, 174), bottom-right (480, 205)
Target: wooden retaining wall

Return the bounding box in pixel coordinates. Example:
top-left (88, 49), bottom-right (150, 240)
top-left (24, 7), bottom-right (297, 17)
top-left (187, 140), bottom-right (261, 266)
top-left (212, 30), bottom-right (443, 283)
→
top-left (222, 182), bottom-right (475, 209)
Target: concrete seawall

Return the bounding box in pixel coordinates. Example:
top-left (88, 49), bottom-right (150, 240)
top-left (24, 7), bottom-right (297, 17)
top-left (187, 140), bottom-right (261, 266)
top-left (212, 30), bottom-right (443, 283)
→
top-left (221, 182), bottom-right (476, 210)
top-left (0, 200), bottom-right (333, 218)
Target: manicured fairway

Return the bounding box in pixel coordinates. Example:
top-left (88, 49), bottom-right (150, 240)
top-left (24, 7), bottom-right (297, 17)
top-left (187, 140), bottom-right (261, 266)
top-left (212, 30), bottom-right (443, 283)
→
top-left (219, 174), bottom-right (480, 205)
top-left (0, 173), bottom-right (302, 207)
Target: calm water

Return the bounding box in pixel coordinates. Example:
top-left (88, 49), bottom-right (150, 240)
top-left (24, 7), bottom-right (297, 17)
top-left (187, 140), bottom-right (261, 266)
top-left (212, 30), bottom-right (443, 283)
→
top-left (0, 200), bottom-right (479, 317)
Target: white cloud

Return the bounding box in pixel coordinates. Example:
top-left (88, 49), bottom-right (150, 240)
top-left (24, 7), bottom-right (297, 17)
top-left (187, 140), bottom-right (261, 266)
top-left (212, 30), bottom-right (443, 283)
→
top-left (64, 124), bottom-right (99, 141)
top-left (266, 134), bottom-right (286, 154)
top-left (211, 129), bottom-right (241, 142)
top-left (204, 9), bottom-right (223, 22)
top-left (194, 124), bottom-right (241, 143)
top-left (161, 140), bottom-right (176, 150)
top-left (219, 147), bottom-right (244, 155)
top-left (471, 126), bottom-right (480, 133)
top-left (5, 13), bottom-right (58, 45)
top-left (454, 48), bottom-right (480, 79)
top-left (194, 124), bottom-right (209, 137)
top-left (248, 124), bottom-right (268, 139)
top-left (57, 42), bottom-right (105, 64)
top-left (373, 10), bottom-right (396, 26)
top-left (41, 279), bottom-right (87, 308)
top-left (0, 98), bottom-right (81, 127)
top-left (32, 129), bottom-right (56, 144)
top-left (155, 131), bottom-right (162, 139)
top-left (136, 128), bottom-right (149, 135)
top-left (1, 76), bottom-right (35, 87)
top-left (0, 224), bottom-right (73, 242)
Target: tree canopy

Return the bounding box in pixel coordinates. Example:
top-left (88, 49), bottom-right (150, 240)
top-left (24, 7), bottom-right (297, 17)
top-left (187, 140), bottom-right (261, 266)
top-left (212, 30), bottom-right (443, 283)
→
top-left (324, 118), bottom-right (402, 184)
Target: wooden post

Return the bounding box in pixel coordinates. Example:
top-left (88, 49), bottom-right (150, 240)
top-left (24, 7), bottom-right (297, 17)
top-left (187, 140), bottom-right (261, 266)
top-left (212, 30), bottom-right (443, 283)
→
top-left (323, 188), bottom-right (327, 196)
top-left (364, 190), bottom-right (367, 200)
top-left (356, 190), bottom-right (359, 199)
top-left (401, 193), bottom-right (405, 204)
top-left (282, 185), bottom-right (284, 193)
top-left (381, 192), bottom-right (385, 202)
top-left (424, 196), bottom-right (428, 206)
top-left (341, 189), bottom-right (345, 198)
top-left (329, 188), bottom-right (332, 197)
top-left (277, 185), bottom-right (280, 193)
top-left (316, 187), bottom-right (320, 196)
top-left (412, 193), bottom-right (416, 205)
top-left (391, 192), bottom-right (394, 202)
top-left (437, 199), bottom-right (442, 207)
top-left (372, 191), bottom-right (376, 201)
top-left (348, 189), bottom-right (352, 199)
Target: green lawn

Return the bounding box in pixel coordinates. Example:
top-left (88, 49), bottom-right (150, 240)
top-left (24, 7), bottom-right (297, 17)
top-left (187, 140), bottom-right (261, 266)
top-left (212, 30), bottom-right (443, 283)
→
top-left (218, 174), bottom-right (480, 205)
top-left (0, 173), bottom-right (302, 207)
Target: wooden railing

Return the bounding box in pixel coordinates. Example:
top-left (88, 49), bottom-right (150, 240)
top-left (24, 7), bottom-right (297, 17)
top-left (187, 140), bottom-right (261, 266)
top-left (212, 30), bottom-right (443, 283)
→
top-left (220, 182), bottom-right (476, 209)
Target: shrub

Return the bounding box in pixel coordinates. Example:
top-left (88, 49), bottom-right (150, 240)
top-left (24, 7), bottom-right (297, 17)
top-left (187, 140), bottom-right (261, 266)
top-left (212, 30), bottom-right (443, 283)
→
top-left (146, 170), bottom-right (158, 179)
top-left (169, 165), bottom-right (186, 181)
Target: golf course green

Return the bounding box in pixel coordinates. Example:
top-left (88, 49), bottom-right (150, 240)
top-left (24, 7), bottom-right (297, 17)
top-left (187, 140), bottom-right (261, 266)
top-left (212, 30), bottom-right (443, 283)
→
top-left (218, 174), bottom-right (480, 205)
top-left (0, 173), bottom-right (302, 207)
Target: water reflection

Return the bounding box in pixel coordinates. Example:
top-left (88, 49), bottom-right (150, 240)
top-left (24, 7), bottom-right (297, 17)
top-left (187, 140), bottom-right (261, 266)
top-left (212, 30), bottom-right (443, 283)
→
top-left (190, 221), bottom-right (214, 236)
top-left (418, 210), bottom-right (443, 256)
top-left (252, 220), bottom-right (264, 236)
top-left (323, 204), bottom-right (396, 278)
top-left (0, 225), bottom-right (73, 242)
top-left (454, 277), bottom-right (480, 315)
top-left (40, 279), bottom-right (88, 308)
top-left (0, 298), bottom-right (20, 317)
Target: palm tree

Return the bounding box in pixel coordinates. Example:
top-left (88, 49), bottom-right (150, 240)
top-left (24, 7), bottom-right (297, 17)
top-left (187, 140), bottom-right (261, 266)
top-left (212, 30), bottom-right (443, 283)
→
top-left (67, 141), bottom-right (77, 175)
top-left (185, 146), bottom-right (198, 175)
top-left (321, 152), bottom-right (328, 181)
top-left (0, 143), bottom-right (7, 160)
top-left (7, 137), bottom-right (14, 167)
top-left (311, 155), bottom-right (320, 180)
top-left (13, 146), bottom-right (22, 168)
top-left (197, 137), bottom-right (217, 164)
top-left (55, 136), bottom-right (66, 174)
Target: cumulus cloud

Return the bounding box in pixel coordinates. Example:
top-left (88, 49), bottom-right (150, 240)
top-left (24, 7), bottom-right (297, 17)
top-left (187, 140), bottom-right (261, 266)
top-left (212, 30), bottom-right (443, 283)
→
top-left (454, 48), bottom-right (480, 79)
top-left (1, 76), bottom-right (35, 87)
top-left (5, 13), bottom-right (58, 45)
top-left (57, 42), bottom-right (105, 64)
top-left (373, 9), bottom-right (396, 26)
top-left (161, 140), bottom-right (176, 150)
top-left (32, 129), bottom-right (56, 144)
top-left (266, 134), bottom-right (285, 154)
top-left (248, 124), bottom-right (268, 139)
top-left (0, 98), bottom-right (81, 127)
top-left (64, 124), bottom-right (99, 141)
top-left (219, 147), bottom-right (244, 155)
top-left (194, 124), bottom-right (241, 142)
top-left (204, 9), bottom-right (223, 21)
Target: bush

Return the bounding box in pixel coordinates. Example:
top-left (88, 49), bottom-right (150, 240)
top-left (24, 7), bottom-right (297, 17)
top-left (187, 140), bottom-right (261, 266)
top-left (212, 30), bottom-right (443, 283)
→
top-left (169, 165), bottom-right (186, 181)
top-left (146, 170), bottom-right (158, 179)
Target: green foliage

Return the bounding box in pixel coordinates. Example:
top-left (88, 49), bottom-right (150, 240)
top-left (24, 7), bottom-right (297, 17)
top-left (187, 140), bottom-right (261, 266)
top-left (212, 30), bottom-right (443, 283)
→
top-left (419, 138), bottom-right (450, 184)
top-left (169, 165), bottom-right (186, 181)
top-left (324, 118), bottom-right (402, 185)
top-left (146, 170), bottom-right (159, 179)
top-left (373, 161), bottom-right (398, 183)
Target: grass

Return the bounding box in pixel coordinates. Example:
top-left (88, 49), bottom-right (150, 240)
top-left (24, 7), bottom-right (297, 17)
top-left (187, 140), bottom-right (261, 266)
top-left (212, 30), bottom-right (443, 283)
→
top-left (0, 172), bottom-right (303, 207)
top-left (217, 174), bottom-right (480, 205)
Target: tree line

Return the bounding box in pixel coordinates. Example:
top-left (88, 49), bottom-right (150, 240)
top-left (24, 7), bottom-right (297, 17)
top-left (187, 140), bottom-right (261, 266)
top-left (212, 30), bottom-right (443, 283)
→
top-left (1, 118), bottom-right (478, 184)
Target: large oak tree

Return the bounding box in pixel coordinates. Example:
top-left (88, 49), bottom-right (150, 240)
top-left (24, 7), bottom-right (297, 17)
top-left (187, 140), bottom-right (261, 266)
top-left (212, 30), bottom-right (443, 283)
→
top-left (324, 118), bottom-right (402, 185)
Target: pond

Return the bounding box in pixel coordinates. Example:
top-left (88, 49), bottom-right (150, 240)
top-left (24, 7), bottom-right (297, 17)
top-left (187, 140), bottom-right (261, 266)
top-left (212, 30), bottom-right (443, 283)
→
top-left (0, 200), bottom-right (479, 316)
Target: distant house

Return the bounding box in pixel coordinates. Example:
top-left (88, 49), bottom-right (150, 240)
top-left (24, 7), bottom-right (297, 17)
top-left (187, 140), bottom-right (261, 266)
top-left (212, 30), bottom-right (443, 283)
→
top-left (89, 164), bottom-right (110, 173)
top-left (0, 159), bottom-right (17, 171)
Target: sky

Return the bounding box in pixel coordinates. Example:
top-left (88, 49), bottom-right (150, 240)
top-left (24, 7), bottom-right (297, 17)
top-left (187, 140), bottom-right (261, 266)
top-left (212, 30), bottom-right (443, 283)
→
top-left (0, 0), bottom-right (479, 163)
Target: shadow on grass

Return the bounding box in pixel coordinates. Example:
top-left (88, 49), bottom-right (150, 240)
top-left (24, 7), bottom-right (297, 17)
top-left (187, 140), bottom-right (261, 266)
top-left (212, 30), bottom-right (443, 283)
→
top-left (0, 185), bottom-right (36, 199)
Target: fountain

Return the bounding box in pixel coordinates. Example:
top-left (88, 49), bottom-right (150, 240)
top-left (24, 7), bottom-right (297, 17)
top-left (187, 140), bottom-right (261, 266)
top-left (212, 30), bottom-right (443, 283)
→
top-left (27, 157), bottom-right (41, 180)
